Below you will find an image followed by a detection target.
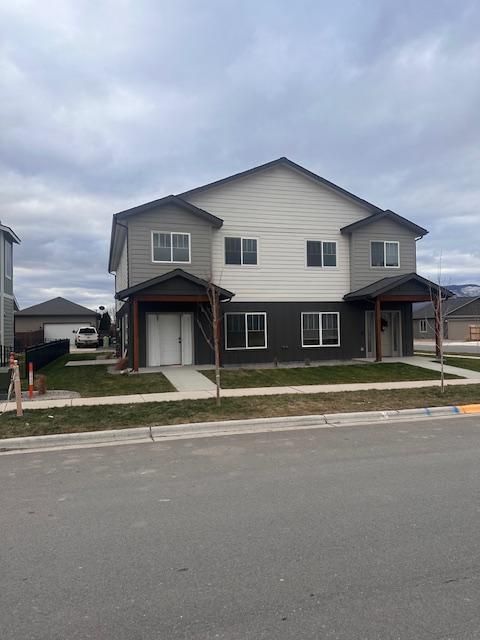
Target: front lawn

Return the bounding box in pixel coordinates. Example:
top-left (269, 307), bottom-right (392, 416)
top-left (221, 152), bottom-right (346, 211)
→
top-left (201, 362), bottom-right (460, 389)
top-left (442, 357), bottom-right (480, 373)
top-left (1, 384), bottom-right (479, 439)
top-left (25, 355), bottom-right (175, 397)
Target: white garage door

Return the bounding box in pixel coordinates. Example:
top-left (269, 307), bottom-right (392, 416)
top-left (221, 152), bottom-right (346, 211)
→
top-left (44, 323), bottom-right (90, 345)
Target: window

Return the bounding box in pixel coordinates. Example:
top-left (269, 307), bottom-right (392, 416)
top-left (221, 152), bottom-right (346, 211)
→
top-left (225, 237), bottom-right (258, 265)
top-left (306, 240), bottom-right (337, 267)
top-left (301, 312), bottom-right (340, 347)
top-left (419, 319), bottom-right (427, 333)
top-left (225, 312), bottom-right (267, 349)
top-left (152, 232), bottom-right (190, 263)
top-left (371, 241), bottom-right (399, 268)
top-left (5, 240), bottom-right (12, 279)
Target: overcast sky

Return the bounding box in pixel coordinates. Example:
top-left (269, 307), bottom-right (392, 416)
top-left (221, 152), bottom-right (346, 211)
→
top-left (2, 0), bottom-right (480, 309)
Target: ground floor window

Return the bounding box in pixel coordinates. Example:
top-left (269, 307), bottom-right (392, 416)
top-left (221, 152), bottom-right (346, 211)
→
top-left (419, 319), bottom-right (427, 333)
top-left (301, 312), bottom-right (340, 347)
top-left (225, 312), bottom-right (267, 349)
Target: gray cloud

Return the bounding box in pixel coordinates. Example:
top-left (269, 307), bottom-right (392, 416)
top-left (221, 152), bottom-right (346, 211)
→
top-left (2, 0), bottom-right (479, 308)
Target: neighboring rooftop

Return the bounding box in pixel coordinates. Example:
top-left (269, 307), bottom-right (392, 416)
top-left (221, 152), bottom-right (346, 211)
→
top-left (15, 296), bottom-right (97, 316)
top-left (412, 297), bottom-right (480, 319)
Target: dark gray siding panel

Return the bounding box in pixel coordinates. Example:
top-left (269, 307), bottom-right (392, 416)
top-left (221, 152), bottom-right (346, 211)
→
top-left (219, 301), bottom-right (369, 365)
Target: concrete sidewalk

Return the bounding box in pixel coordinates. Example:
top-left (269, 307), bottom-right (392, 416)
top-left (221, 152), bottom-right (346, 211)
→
top-left (4, 376), bottom-right (480, 412)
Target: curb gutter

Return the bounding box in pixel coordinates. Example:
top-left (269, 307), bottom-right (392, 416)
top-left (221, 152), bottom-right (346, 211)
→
top-left (1, 404), bottom-right (480, 452)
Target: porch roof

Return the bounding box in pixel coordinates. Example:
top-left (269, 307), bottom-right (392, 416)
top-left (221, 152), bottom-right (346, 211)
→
top-left (116, 268), bottom-right (235, 302)
top-left (344, 272), bottom-right (453, 302)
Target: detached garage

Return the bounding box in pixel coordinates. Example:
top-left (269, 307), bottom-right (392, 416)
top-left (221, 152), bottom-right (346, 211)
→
top-left (14, 297), bottom-right (99, 347)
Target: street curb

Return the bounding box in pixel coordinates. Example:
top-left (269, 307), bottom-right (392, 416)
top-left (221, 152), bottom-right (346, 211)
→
top-left (1, 405), bottom-right (480, 452)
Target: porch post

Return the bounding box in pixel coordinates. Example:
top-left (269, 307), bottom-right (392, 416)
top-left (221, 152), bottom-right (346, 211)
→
top-left (133, 296), bottom-right (139, 371)
top-left (375, 297), bottom-right (382, 362)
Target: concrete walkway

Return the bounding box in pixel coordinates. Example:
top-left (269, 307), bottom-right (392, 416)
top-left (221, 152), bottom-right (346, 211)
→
top-left (391, 356), bottom-right (480, 380)
top-left (4, 377), bottom-right (480, 412)
top-left (157, 367), bottom-right (217, 392)
top-left (65, 359), bottom-right (118, 367)
top-left (4, 356), bottom-right (480, 413)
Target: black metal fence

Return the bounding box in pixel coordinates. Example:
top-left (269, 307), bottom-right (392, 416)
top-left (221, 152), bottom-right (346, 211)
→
top-left (25, 340), bottom-right (70, 373)
top-left (0, 345), bottom-right (13, 367)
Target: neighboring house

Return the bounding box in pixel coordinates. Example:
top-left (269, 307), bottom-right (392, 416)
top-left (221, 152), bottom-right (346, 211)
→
top-left (108, 157), bottom-right (449, 369)
top-left (413, 297), bottom-right (480, 341)
top-left (0, 221), bottom-right (20, 349)
top-left (15, 297), bottom-right (98, 346)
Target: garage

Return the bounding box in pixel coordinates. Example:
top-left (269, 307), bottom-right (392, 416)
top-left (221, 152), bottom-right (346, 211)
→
top-left (447, 318), bottom-right (480, 341)
top-left (44, 322), bottom-right (91, 345)
top-left (15, 296), bottom-right (99, 349)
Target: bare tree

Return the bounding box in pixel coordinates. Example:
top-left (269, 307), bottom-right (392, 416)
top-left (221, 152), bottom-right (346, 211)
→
top-left (196, 283), bottom-right (223, 406)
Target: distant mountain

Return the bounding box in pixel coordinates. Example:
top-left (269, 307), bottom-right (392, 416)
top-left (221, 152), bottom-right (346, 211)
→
top-left (447, 284), bottom-right (480, 297)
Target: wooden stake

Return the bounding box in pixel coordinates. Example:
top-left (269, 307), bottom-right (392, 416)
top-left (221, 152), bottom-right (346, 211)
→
top-left (13, 361), bottom-right (23, 417)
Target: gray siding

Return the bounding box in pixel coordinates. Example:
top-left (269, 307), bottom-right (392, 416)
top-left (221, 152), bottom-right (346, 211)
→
top-left (127, 204), bottom-right (213, 287)
top-left (4, 296), bottom-right (14, 346)
top-left (4, 239), bottom-right (13, 295)
top-left (350, 218), bottom-right (417, 291)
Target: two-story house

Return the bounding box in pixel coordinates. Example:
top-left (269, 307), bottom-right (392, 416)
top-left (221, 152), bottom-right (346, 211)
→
top-left (108, 158), bottom-right (448, 370)
top-left (0, 221), bottom-right (20, 349)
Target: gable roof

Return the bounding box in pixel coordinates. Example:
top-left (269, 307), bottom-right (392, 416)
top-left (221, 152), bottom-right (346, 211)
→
top-left (0, 222), bottom-right (20, 244)
top-left (109, 195), bottom-right (223, 272)
top-left (179, 156), bottom-right (386, 215)
top-left (15, 296), bottom-right (97, 317)
top-left (114, 194), bottom-right (223, 227)
top-left (344, 273), bottom-right (452, 301)
top-left (413, 296), bottom-right (480, 319)
top-left (115, 268), bottom-right (234, 301)
top-left (340, 209), bottom-right (428, 237)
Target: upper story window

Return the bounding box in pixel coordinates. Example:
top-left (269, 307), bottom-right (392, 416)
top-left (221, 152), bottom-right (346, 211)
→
top-left (152, 232), bottom-right (190, 263)
top-left (371, 241), bottom-right (399, 268)
top-left (225, 312), bottom-right (267, 349)
top-left (4, 240), bottom-right (12, 279)
top-left (306, 240), bottom-right (337, 267)
top-left (225, 237), bottom-right (258, 265)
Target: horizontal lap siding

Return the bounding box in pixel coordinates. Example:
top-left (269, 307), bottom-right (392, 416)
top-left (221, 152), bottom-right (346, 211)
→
top-left (115, 240), bottom-right (128, 311)
top-left (127, 205), bottom-right (212, 287)
top-left (186, 165), bottom-right (372, 302)
top-left (4, 296), bottom-right (14, 346)
top-left (350, 219), bottom-right (417, 291)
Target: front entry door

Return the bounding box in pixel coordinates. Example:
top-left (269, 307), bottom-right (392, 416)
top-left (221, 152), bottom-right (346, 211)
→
top-left (365, 310), bottom-right (402, 358)
top-left (147, 313), bottom-right (193, 366)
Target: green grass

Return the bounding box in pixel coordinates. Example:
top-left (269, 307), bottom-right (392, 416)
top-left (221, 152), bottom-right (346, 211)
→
top-left (442, 357), bottom-right (480, 373)
top-left (1, 384), bottom-right (479, 440)
top-left (201, 362), bottom-right (460, 389)
top-left (24, 355), bottom-right (175, 397)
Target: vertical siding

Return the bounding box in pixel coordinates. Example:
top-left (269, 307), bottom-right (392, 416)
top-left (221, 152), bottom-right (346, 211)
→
top-left (350, 218), bottom-right (417, 291)
top-left (127, 204), bottom-right (212, 287)
top-left (185, 165), bottom-right (375, 302)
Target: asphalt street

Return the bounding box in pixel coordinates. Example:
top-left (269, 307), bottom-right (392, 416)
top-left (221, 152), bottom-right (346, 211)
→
top-left (2, 416), bottom-right (480, 639)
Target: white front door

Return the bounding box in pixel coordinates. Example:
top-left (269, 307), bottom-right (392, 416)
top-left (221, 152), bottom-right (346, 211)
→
top-left (146, 313), bottom-right (193, 366)
top-left (365, 310), bottom-right (402, 358)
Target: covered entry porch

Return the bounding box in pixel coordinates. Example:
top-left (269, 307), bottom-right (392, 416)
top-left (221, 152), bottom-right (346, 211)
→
top-left (116, 269), bottom-right (234, 370)
top-left (345, 273), bottom-right (452, 362)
